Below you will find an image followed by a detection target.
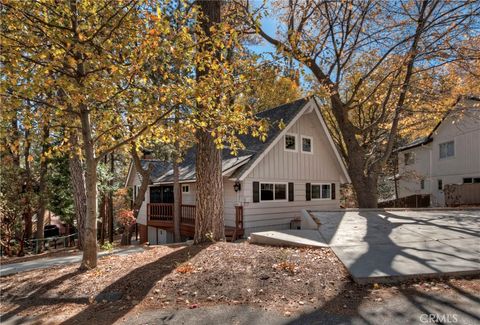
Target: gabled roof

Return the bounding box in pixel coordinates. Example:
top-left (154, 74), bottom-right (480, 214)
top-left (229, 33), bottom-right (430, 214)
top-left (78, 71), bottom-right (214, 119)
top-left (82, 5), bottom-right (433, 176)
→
top-left (397, 95), bottom-right (480, 152)
top-left (127, 97), bottom-right (351, 184)
top-left (229, 98), bottom-right (310, 179)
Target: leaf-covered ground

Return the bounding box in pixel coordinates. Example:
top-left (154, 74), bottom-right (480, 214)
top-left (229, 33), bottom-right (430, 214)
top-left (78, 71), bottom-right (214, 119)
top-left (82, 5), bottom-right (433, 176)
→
top-left (1, 242), bottom-right (478, 324)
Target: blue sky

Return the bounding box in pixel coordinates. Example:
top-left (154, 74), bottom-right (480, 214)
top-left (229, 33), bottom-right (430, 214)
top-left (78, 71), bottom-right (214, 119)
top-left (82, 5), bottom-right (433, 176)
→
top-left (245, 9), bottom-right (312, 92)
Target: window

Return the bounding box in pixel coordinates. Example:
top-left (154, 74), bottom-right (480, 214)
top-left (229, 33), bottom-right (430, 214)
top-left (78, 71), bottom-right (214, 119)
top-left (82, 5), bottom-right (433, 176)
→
top-left (301, 136), bottom-right (312, 153)
top-left (182, 185), bottom-right (189, 193)
top-left (420, 179), bottom-right (425, 190)
top-left (260, 183), bottom-right (287, 201)
top-left (439, 141), bottom-right (454, 159)
top-left (274, 184), bottom-right (287, 200)
top-left (285, 134), bottom-right (296, 151)
top-left (464, 177), bottom-right (480, 184)
top-left (311, 184), bottom-right (331, 199)
top-left (404, 152), bottom-right (415, 165)
top-left (438, 179), bottom-right (443, 190)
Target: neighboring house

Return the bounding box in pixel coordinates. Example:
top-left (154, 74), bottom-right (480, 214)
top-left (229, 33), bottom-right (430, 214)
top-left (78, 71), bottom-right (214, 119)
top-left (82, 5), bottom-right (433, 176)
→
top-left (397, 96), bottom-right (480, 206)
top-left (125, 97), bottom-right (351, 244)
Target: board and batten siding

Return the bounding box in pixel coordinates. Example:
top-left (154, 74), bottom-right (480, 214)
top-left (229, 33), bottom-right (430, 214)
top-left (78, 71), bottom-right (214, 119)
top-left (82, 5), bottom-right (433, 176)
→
top-left (398, 102), bottom-right (480, 206)
top-left (239, 110), bottom-right (345, 234)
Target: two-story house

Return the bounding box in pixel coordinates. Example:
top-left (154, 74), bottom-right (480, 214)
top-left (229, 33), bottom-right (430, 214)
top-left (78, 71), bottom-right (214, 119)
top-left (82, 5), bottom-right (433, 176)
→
top-left (125, 97), bottom-right (351, 244)
top-left (397, 96), bottom-right (480, 206)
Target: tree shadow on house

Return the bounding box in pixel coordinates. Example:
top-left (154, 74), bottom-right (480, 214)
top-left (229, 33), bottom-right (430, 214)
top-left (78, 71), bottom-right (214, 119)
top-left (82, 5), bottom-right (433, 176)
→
top-left (288, 210), bottom-right (479, 324)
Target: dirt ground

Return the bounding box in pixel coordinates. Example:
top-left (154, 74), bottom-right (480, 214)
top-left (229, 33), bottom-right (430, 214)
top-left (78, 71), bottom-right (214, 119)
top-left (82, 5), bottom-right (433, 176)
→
top-left (1, 242), bottom-right (478, 325)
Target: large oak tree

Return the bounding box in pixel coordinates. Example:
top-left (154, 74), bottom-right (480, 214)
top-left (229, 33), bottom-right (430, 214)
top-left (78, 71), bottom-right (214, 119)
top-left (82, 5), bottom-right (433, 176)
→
top-left (241, 0), bottom-right (479, 207)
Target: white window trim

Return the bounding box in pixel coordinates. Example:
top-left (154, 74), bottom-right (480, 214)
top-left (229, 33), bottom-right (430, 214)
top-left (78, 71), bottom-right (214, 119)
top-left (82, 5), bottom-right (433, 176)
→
top-left (284, 133), bottom-right (298, 152)
top-left (439, 140), bottom-right (455, 160)
top-left (311, 183), bottom-right (331, 200)
top-left (259, 182), bottom-right (288, 202)
top-left (301, 135), bottom-right (313, 154)
top-left (182, 185), bottom-right (190, 193)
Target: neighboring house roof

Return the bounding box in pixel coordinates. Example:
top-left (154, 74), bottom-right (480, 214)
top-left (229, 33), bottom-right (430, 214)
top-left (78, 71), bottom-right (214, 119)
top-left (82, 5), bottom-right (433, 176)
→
top-left (126, 97), bottom-right (351, 185)
top-left (397, 95), bottom-right (480, 152)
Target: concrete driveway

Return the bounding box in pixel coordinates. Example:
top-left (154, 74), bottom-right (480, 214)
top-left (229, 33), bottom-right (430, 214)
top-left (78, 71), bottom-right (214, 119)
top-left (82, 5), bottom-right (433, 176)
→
top-left (311, 210), bottom-right (480, 283)
top-left (0, 246), bottom-right (144, 277)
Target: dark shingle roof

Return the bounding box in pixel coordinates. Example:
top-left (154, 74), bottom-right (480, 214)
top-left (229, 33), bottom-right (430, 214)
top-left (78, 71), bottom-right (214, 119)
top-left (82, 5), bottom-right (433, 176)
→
top-left (139, 98), bottom-right (310, 183)
top-left (397, 95), bottom-right (480, 152)
top-left (230, 97), bottom-right (309, 178)
top-left (396, 136), bottom-right (432, 152)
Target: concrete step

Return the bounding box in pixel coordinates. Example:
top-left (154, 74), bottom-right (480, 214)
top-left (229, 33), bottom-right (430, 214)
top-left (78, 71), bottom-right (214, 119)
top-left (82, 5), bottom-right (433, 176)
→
top-left (248, 230), bottom-right (328, 248)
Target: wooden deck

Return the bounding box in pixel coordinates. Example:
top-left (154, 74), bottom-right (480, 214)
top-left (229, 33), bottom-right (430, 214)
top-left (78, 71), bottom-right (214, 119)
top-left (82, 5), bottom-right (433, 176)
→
top-left (147, 203), bottom-right (244, 241)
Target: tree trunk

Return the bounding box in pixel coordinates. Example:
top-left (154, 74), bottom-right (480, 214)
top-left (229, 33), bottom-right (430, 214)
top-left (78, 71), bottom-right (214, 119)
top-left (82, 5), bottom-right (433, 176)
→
top-left (108, 152), bottom-right (114, 243)
top-left (394, 156), bottom-right (399, 200)
top-left (349, 170), bottom-right (378, 208)
top-left (131, 145), bottom-right (152, 218)
top-left (99, 193), bottom-right (106, 246)
top-left (23, 129), bottom-right (33, 241)
top-left (173, 111), bottom-right (181, 242)
top-left (36, 125), bottom-right (50, 244)
top-left (194, 130), bottom-right (225, 242)
top-left (99, 155), bottom-right (108, 246)
top-left (79, 105), bottom-right (98, 269)
top-left (68, 133), bottom-right (86, 250)
top-left (194, 0), bottom-right (225, 243)
top-left (173, 158), bottom-right (181, 242)
top-left (130, 144), bottom-right (152, 246)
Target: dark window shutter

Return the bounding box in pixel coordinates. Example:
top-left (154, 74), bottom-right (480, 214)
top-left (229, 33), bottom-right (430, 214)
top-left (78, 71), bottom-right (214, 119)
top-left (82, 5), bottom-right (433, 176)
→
top-left (306, 183), bottom-right (311, 201)
top-left (253, 181), bottom-right (260, 203)
top-left (331, 183), bottom-right (336, 200)
top-left (288, 182), bottom-right (294, 201)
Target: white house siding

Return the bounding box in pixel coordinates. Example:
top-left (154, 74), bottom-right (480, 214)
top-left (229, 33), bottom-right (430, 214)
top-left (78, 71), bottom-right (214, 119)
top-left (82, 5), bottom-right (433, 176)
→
top-left (180, 183), bottom-right (196, 205)
top-left (224, 179), bottom-right (240, 228)
top-left (238, 111), bottom-right (344, 234)
top-left (430, 110), bottom-right (480, 206)
top-left (399, 103), bottom-right (480, 206)
top-left (398, 145), bottom-right (432, 197)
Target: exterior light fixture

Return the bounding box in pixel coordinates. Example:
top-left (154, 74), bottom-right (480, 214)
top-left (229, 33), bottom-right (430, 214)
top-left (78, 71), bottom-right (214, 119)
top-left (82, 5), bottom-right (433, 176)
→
top-left (234, 181), bottom-right (241, 192)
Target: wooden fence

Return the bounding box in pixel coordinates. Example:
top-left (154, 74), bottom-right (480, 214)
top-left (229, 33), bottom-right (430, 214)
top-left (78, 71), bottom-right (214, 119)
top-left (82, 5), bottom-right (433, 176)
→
top-left (444, 183), bottom-right (480, 207)
top-left (378, 194), bottom-right (431, 208)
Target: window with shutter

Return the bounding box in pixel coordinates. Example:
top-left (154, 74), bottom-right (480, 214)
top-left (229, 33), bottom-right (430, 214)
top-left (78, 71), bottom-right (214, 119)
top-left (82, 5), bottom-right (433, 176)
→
top-left (253, 181), bottom-right (259, 202)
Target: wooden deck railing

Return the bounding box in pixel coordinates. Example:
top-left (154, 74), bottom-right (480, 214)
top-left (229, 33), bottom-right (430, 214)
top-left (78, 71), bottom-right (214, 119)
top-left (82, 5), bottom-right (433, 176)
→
top-left (147, 203), bottom-right (244, 240)
top-left (148, 203), bottom-right (174, 221)
top-left (180, 204), bottom-right (196, 225)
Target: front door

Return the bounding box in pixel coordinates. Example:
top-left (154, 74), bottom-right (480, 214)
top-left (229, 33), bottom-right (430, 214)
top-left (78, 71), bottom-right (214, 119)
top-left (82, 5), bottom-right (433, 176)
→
top-left (150, 186), bottom-right (174, 203)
